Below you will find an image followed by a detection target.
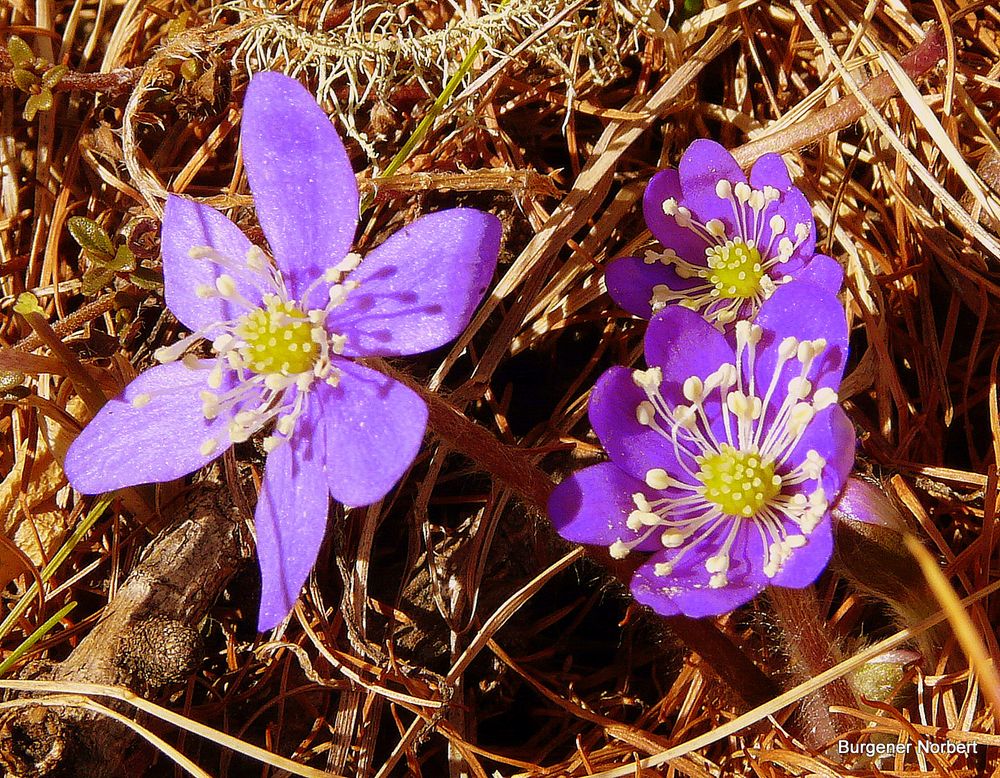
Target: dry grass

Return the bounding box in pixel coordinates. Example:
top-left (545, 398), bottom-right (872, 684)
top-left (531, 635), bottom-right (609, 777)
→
top-left (2, 0), bottom-right (1000, 775)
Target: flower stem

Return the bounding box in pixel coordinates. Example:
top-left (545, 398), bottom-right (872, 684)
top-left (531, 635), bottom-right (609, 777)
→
top-left (767, 586), bottom-right (857, 749)
top-left (371, 359), bottom-right (779, 708)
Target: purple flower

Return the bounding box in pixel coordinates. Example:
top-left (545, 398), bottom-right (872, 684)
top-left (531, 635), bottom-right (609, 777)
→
top-left (64, 72), bottom-right (501, 630)
top-left (548, 282), bottom-right (855, 617)
top-left (605, 140), bottom-right (844, 328)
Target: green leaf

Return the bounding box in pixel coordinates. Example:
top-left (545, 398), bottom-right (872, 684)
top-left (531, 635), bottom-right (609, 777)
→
top-left (7, 36), bottom-right (33, 67)
top-left (42, 64), bottom-right (69, 89)
top-left (68, 216), bottom-right (115, 256)
top-left (0, 372), bottom-right (25, 392)
top-left (12, 68), bottom-right (38, 92)
top-left (82, 267), bottom-right (115, 296)
top-left (13, 292), bottom-right (43, 316)
top-left (24, 90), bottom-right (52, 120)
top-left (130, 266), bottom-right (164, 290)
top-left (108, 243), bottom-right (136, 272)
top-left (180, 58), bottom-right (201, 81)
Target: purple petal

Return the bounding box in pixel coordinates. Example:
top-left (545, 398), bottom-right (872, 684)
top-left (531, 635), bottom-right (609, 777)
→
top-left (793, 254), bottom-right (843, 295)
top-left (312, 360), bottom-right (427, 506)
top-left (748, 153), bottom-right (818, 270)
top-left (328, 209), bottom-right (500, 357)
top-left (758, 186), bottom-right (817, 268)
top-left (588, 366), bottom-right (693, 482)
top-left (677, 140), bottom-right (748, 233)
top-left (64, 362), bottom-right (249, 493)
top-left (783, 404), bottom-right (856, 500)
top-left (769, 516), bottom-right (833, 589)
top-left (642, 170), bottom-right (711, 259)
top-left (242, 72), bottom-right (359, 299)
top-left (630, 523), bottom-right (767, 617)
top-left (643, 306), bottom-right (734, 424)
top-left (752, 281), bottom-right (849, 399)
top-left (161, 195), bottom-right (268, 331)
top-left (644, 306), bottom-right (734, 382)
top-left (255, 426), bottom-right (330, 630)
top-left (548, 462), bottom-right (661, 551)
top-left (604, 256), bottom-right (701, 319)
top-left (748, 153), bottom-right (794, 191)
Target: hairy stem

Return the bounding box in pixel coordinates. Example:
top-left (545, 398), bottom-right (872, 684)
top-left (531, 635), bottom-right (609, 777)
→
top-left (768, 586), bottom-right (857, 749)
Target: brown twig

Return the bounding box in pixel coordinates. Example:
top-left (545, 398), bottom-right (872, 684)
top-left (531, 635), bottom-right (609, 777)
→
top-left (13, 294), bottom-right (116, 352)
top-left (16, 310), bottom-right (106, 416)
top-left (0, 485), bottom-right (249, 778)
top-left (731, 26), bottom-right (945, 167)
top-left (0, 66), bottom-right (141, 95)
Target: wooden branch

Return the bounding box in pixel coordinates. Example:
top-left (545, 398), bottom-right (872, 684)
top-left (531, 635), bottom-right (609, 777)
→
top-left (0, 485), bottom-right (251, 778)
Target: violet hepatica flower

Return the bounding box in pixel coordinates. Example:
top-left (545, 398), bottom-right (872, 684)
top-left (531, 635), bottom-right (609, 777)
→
top-left (605, 140), bottom-right (844, 328)
top-left (548, 282), bottom-right (855, 617)
top-left (65, 72), bottom-right (501, 630)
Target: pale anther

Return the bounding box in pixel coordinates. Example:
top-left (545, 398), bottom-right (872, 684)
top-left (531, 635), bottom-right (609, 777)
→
top-left (645, 468), bottom-right (670, 490)
top-left (215, 274), bottom-right (237, 298)
top-left (813, 387), bottom-right (837, 410)
top-left (683, 376), bottom-right (704, 402)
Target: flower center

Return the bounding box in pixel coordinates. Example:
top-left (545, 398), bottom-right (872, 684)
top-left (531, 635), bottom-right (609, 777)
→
top-left (705, 239), bottom-right (763, 299)
top-left (613, 322), bottom-right (840, 584)
top-left (696, 444), bottom-right (781, 518)
top-left (235, 299), bottom-right (316, 375)
top-left (151, 245), bottom-right (364, 457)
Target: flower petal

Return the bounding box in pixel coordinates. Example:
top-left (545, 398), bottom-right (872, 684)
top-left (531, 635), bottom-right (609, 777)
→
top-left (748, 153), bottom-right (794, 191)
top-left (604, 255), bottom-right (699, 319)
top-left (752, 281), bottom-right (849, 398)
top-left (642, 170), bottom-right (711, 259)
top-left (548, 462), bottom-right (661, 551)
top-left (313, 360), bottom-right (427, 506)
top-left (64, 362), bottom-right (249, 493)
top-left (784, 404), bottom-right (856, 500)
top-left (588, 366), bottom-right (693, 482)
top-left (643, 306), bottom-right (734, 424)
top-left (255, 425), bottom-right (330, 630)
top-left (241, 72), bottom-right (359, 299)
top-left (644, 305), bottom-right (734, 383)
top-left (794, 254), bottom-right (844, 295)
top-left (630, 524), bottom-right (767, 617)
top-left (161, 195), bottom-right (268, 331)
top-left (758, 185), bottom-right (817, 268)
top-left (677, 139), bottom-right (748, 233)
top-left (769, 516), bottom-right (833, 589)
top-left (327, 209), bottom-right (500, 357)
top-left (747, 154), bottom-right (820, 271)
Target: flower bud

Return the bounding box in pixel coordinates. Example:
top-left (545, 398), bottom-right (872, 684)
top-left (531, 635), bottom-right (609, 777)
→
top-left (832, 476), bottom-right (944, 662)
top-left (832, 476), bottom-right (917, 596)
top-left (849, 648), bottom-right (921, 704)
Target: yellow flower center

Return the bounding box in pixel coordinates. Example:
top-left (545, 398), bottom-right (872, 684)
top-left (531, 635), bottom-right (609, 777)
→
top-left (705, 239), bottom-right (764, 299)
top-left (235, 299), bottom-right (316, 375)
top-left (696, 444), bottom-right (781, 517)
